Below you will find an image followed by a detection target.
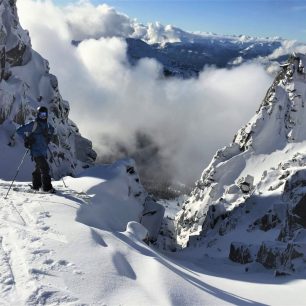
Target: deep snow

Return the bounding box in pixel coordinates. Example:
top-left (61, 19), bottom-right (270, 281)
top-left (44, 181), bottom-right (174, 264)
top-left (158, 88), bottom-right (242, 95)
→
top-left (0, 160), bottom-right (305, 305)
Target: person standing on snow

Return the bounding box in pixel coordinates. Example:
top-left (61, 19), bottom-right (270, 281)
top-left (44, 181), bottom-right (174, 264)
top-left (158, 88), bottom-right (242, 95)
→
top-left (16, 106), bottom-right (55, 193)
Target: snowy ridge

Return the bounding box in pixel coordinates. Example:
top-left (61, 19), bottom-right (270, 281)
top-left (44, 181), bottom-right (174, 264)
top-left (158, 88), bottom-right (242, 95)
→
top-left (126, 22), bottom-right (304, 78)
top-left (126, 34), bottom-right (283, 78)
top-left (0, 0), bottom-right (96, 181)
top-left (132, 22), bottom-right (282, 46)
top-left (175, 54), bottom-right (306, 273)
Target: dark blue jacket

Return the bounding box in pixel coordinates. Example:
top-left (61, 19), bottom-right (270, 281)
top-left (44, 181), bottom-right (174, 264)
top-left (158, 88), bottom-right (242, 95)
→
top-left (17, 120), bottom-right (55, 157)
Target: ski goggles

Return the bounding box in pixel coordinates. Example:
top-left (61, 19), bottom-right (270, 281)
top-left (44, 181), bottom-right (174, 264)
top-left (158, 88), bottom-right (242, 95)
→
top-left (38, 112), bottom-right (48, 119)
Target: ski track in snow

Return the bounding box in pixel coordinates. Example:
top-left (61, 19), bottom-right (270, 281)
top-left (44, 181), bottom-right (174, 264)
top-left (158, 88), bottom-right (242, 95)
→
top-left (0, 182), bottom-right (78, 305)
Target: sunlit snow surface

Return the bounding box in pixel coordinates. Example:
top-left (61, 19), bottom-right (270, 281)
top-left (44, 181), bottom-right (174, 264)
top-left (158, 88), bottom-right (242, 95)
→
top-left (0, 160), bottom-right (305, 305)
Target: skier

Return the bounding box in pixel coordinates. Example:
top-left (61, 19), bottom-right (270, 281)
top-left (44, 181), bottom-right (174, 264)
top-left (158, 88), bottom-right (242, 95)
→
top-left (16, 106), bottom-right (56, 193)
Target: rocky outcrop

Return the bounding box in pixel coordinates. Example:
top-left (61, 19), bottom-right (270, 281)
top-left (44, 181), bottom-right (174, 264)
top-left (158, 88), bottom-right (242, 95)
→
top-left (176, 53), bottom-right (306, 247)
top-left (229, 242), bottom-right (255, 264)
top-left (174, 53), bottom-right (306, 273)
top-left (0, 0), bottom-right (96, 178)
top-left (292, 195), bottom-right (306, 227)
top-left (256, 241), bottom-right (303, 270)
top-left (229, 240), bottom-right (304, 272)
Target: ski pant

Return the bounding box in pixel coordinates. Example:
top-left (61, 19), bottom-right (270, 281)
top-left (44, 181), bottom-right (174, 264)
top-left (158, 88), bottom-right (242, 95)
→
top-left (32, 155), bottom-right (53, 191)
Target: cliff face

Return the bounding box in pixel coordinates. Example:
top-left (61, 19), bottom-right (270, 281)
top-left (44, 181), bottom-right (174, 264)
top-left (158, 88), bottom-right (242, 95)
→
top-left (0, 0), bottom-right (96, 179)
top-left (175, 54), bottom-right (306, 273)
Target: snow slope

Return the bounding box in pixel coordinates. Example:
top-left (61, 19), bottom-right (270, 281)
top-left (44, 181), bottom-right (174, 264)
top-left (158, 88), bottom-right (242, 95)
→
top-left (0, 160), bottom-right (305, 305)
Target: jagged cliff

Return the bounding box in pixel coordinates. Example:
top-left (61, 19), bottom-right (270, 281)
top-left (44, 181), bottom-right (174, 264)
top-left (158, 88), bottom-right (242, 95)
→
top-left (175, 54), bottom-right (306, 273)
top-left (0, 0), bottom-right (96, 179)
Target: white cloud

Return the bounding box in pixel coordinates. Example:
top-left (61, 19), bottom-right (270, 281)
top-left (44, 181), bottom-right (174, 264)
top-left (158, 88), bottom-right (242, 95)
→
top-left (18, 0), bottom-right (194, 44)
top-left (269, 40), bottom-right (306, 59)
top-left (17, 0), bottom-right (273, 185)
top-left (64, 1), bottom-right (134, 40)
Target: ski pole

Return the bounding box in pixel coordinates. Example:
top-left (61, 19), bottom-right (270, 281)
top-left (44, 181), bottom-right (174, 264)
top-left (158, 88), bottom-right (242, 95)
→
top-left (4, 149), bottom-right (29, 199)
top-left (47, 146), bottom-right (67, 188)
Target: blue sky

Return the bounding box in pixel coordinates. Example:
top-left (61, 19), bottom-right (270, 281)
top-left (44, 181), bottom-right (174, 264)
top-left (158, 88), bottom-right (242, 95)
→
top-left (55, 0), bottom-right (306, 42)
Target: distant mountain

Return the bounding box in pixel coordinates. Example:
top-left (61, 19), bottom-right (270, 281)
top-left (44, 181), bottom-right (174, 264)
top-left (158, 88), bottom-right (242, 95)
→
top-left (0, 0), bottom-right (96, 180)
top-left (122, 22), bottom-right (301, 78)
top-left (71, 21), bottom-right (296, 78)
top-left (126, 34), bottom-right (283, 78)
top-left (173, 54), bottom-right (306, 273)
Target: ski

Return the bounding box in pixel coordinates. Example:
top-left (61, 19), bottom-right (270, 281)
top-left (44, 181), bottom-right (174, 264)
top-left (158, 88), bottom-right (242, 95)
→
top-left (28, 184), bottom-right (56, 194)
top-left (12, 185), bottom-right (56, 194)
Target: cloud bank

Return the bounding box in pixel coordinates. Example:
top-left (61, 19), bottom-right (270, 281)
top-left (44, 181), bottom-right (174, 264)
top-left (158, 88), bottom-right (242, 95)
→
top-left (17, 0), bottom-right (273, 186)
top-left (269, 40), bottom-right (306, 59)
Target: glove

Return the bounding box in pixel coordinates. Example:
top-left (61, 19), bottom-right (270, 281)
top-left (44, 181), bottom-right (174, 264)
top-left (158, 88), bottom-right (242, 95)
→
top-left (24, 136), bottom-right (35, 149)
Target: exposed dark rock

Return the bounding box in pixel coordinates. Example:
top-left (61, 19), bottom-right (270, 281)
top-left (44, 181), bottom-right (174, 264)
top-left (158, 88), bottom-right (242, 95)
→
top-left (283, 170), bottom-right (306, 201)
top-left (126, 166), bottom-right (136, 175)
top-left (274, 270), bottom-right (291, 277)
top-left (238, 175), bottom-right (254, 193)
top-left (257, 242), bottom-right (284, 269)
top-left (49, 74), bottom-right (58, 90)
top-left (292, 194), bottom-right (306, 227)
top-left (201, 204), bottom-right (227, 233)
top-left (252, 213), bottom-right (281, 232)
top-left (74, 134), bottom-right (96, 164)
top-left (256, 242), bottom-right (303, 269)
top-left (229, 242), bottom-right (255, 264)
top-left (6, 42), bottom-right (26, 66)
top-left (278, 209), bottom-right (305, 243)
top-left (219, 216), bottom-right (238, 236)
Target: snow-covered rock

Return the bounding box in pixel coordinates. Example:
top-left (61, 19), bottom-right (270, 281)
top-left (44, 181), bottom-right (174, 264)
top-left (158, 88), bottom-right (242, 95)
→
top-left (175, 53), bottom-right (306, 273)
top-left (125, 221), bottom-right (148, 241)
top-left (140, 197), bottom-right (165, 242)
top-left (0, 0), bottom-right (96, 180)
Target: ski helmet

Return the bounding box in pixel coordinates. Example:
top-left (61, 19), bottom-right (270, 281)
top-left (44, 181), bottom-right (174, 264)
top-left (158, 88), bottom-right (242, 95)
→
top-left (37, 106), bottom-right (48, 120)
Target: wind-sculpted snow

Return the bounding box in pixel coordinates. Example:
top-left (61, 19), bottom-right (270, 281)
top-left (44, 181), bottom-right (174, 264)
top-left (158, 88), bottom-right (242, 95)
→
top-left (175, 54), bottom-right (306, 273)
top-left (0, 160), bottom-right (305, 305)
top-left (0, 0), bottom-right (96, 181)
